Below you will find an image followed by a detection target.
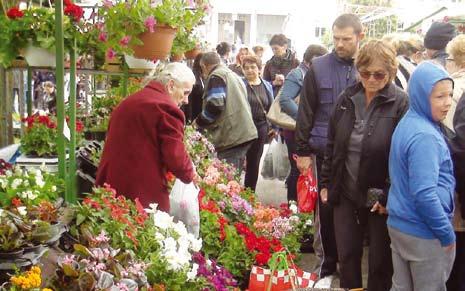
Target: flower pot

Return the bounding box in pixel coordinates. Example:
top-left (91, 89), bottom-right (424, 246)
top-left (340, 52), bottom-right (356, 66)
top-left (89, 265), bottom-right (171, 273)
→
top-left (124, 54), bottom-right (158, 70)
top-left (184, 47), bottom-right (201, 60)
top-left (131, 25), bottom-right (177, 61)
top-left (171, 53), bottom-right (184, 62)
top-left (0, 248), bottom-right (24, 260)
top-left (23, 45), bottom-right (56, 67)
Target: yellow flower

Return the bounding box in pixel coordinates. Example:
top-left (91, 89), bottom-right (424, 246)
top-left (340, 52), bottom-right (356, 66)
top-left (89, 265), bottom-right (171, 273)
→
top-left (30, 266), bottom-right (41, 275)
top-left (42, 288), bottom-right (53, 291)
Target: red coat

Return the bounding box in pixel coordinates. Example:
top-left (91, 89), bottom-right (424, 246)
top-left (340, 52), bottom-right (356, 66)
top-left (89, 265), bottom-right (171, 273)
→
top-left (96, 81), bottom-right (194, 211)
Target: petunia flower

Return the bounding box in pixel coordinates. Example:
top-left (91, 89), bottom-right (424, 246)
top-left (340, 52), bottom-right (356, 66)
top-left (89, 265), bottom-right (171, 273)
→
top-left (119, 35), bottom-right (131, 47)
top-left (98, 32), bottom-right (108, 42)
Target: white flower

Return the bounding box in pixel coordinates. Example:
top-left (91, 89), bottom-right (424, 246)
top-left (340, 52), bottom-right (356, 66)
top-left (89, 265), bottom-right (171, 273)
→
top-left (14, 167), bottom-right (23, 176)
top-left (172, 221), bottom-right (188, 237)
top-left (186, 263), bottom-right (199, 281)
top-left (11, 178), bottom-right (23, 190)
top-left (154, 232), bottom-right (165, 241)
top-left (190, 237), bottom-right (202, 252)
top-left (305, 219), bottom-right (313, 226)
top-left (0, 209), bottom-right (4, 217)
top-left (22, 180), bottom-right (29, 187)
top-left (153, 211), bottom-right (174, 230)
top-left (17, 206), bottom-right (27, 216)
top-left (22, 190), bottom-right (37, 200)
top-left (35, 176), bottom-right (45, 188)
top-left (289, 204), bottom-right (298, 214)
top-left (145, 203), bottom-right (159, 214)
top-left (162, 237), bottom-right (177, 252)
top-left (0, 178), bottom-right (7, 189)
top-left (51, 185), bottom-right (57, 192)
top-left (206, 259), bottom-right (212, 267)
top-left (40, 162), bottom-right (47, 172)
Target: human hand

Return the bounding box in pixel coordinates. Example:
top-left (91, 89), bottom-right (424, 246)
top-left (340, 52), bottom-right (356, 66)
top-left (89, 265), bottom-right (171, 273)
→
top-left (371, 202), bottom-right (388, 215)
top-left (444, 242), bottom-right (456, 252)
top-left (295, 156), bottom-right (312, 174)
top-left (320, 188), bottom-right (328, 204)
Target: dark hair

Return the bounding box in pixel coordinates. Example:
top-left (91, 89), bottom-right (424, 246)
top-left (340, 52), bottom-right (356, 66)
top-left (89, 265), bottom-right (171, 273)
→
top-left (241, 55), bottom-right (262, 70)
top-left (269, 34), bottom-right (288, 47)
top-left (216, 42), bottom-right (231, 56)
top-left (200, 52), bottom-right (221, 67)
top-left (192, 52), bottom-right (204, 76)
top-left (332, 13), bottom-right (363, 35)
top-left (252, 45), bottom-right (264, 54)
top-left (303, 44), bottom-right (328, 63)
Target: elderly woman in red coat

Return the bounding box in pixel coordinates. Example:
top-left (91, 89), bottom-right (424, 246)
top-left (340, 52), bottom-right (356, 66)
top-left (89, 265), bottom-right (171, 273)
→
top-left (96, 62), bottom-right (196, 212)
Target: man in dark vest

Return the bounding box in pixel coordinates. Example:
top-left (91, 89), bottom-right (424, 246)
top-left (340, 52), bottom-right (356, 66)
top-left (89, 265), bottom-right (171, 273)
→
top-left (295, 14), bottom-right (364, 286)
top-left (195, 52), bottom-right (257, 172)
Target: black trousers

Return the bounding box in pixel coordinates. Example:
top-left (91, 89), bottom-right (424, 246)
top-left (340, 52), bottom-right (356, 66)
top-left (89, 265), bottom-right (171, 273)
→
top-left (315, 154), bottom-right (338, 277)
top-left (244, 122), bottom-right (268, 191)
top-left (283, 132), bottom-right (299, 202)
top-left (447, 231), bottom-right (465, 291)
top-left (333, 196), bottom-right (392, 291)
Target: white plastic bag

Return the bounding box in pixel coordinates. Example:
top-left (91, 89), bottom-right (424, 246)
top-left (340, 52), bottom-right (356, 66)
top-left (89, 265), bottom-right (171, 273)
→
top-left (272, 136), bottom-right (290, 180)
top-left (261, 139), bottom-right (276, 179)
top-left (169, 179), bottom-right (200, 237)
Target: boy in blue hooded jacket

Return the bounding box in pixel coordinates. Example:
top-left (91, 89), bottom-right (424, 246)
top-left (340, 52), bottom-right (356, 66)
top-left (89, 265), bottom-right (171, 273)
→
top-left (387, 61), bottom-right (456, 291)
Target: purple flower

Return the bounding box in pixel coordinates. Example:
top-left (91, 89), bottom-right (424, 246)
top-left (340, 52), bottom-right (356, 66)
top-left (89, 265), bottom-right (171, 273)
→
top-left (119, 35), bottom-right (131, 46)
top-left (106, 48), bottom-right (116, 60)
top-left (144, 16), bottom-right (156, 33)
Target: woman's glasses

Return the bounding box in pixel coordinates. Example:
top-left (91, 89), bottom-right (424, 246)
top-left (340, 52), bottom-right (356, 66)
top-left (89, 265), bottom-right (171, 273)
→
top-left (358, 71), bottom-right (387, 81)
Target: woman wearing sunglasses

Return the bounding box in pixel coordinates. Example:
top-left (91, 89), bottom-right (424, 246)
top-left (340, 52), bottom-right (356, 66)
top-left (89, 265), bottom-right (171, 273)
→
top-left (319, 40), bottom-right (408, 291)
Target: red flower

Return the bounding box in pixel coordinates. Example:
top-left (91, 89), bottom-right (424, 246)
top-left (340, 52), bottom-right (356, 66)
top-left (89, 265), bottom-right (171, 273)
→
top-left (11, 198), bottom-right (22, 207)
top-left (201, 200), bottom-right (219, 213)
top-left (64, 3), bottom-right (84, 21)
top-left (165, 171), bottom-right (175, 183)
top-left (83, 197), bottom-right (101, 210)
top-left (7, 7), bottom-right (24, 19)
top-left (134, 198), bottom-right (148, 222)
top-left (218, 215), bottom-right (228, 241)
top-left (125, 230), bottom-right (138, 246)
top-left (255, 252), bottom-right (271, 266)
top-left (279, 203), bottom-right (292, 217)
top-left (76, 120), bottom-right (84, 132)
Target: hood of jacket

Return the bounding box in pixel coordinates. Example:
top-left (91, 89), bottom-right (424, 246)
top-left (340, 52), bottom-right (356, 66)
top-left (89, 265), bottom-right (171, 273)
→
top-left (407, 61), bottom-right (453, 122)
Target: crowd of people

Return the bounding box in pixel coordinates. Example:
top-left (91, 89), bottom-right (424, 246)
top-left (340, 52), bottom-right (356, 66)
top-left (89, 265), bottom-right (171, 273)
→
top-left (95, 12), bottom-right (465, 291)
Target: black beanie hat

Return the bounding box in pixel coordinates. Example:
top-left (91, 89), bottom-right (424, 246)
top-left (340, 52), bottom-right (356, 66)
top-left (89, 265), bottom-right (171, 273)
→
top-left (424, 22), bottom-right (456, 50)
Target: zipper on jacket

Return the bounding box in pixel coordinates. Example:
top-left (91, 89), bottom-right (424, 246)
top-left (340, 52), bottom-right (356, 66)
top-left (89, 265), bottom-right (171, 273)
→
top-left (346, 66), bottom-right (353, 85)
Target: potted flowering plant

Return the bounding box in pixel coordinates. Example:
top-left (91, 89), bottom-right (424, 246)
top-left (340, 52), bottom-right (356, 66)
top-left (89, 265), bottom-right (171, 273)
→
top-left (0, 1), bottom-right (88, 67)
top-left (94, 0), bottom-right (210, 61)
top-left (20, 113), bottom-right (84, 157)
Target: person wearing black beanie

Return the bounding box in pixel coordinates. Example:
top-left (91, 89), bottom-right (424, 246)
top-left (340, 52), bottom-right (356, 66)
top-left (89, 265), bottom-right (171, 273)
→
top-left (424, 21), bottom-right (457, 67)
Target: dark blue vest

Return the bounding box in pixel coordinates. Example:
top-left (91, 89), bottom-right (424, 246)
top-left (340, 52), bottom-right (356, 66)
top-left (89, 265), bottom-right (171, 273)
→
top-left (308, 52), bottom-right (357, 152)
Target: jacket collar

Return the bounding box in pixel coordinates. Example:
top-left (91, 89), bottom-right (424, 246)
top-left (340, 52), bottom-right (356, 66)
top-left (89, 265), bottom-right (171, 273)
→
top-left (146, 80), bottom-right (167, 94)
top-left (331, 50), bottom-right (354, 66)
top-left (344, 81), bottom-right (398, 103)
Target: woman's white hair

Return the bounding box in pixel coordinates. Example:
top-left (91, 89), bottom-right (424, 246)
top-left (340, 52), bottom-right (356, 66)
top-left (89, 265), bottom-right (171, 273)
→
top-left (145, 62), bottom-right (195, 86)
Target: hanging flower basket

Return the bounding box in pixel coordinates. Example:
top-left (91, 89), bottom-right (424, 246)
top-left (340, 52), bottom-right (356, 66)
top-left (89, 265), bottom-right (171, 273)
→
top-left (23, 45), bottom-right (56, 67)
top-left (124, 54), bottom-right (158, 70)
top-left (185, 46), bottom-right (201, 60)
top-left (131, 25), bottom-right (177, 61)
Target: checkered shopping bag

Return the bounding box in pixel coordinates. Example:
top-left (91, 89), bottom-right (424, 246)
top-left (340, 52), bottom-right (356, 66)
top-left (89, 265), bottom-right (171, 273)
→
top-left (248, 265), bottom-right (318, 291)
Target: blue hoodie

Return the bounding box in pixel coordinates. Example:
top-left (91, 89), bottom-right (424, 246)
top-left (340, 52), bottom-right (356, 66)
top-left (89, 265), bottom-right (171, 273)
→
top-left (387, 61), bottom-right (456, 246)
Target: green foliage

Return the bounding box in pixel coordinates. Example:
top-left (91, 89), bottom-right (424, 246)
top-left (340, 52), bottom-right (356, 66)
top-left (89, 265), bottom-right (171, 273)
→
top-left (0, 167), bottom-right (63, 208)
top-left (0, 7), bottom-right (89, 67)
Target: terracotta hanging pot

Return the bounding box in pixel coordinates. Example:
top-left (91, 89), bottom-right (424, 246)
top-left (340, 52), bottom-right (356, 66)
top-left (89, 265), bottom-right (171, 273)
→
top-left (170, 53), bottom-right (185, 62)
top-left (184, 46), bottom-right (201, 60)
top-left (131, 25), bottom-right (177, 61)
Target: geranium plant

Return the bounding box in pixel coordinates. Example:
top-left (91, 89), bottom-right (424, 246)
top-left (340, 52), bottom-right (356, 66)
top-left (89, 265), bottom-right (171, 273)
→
top-left (0, 1), bottom-right (89, 67)
top-left (20, 113), bottom-right (84, 157)
top-left (93, 0), bottom-right (210, 60)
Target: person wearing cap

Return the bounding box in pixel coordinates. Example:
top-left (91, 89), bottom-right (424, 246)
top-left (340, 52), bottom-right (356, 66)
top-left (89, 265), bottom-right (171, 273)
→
top-left (424, 21), bottom-right (457, 67)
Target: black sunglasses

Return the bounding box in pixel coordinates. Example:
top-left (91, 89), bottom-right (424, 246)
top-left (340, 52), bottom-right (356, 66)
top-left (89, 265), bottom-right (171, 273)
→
top-left (358, 71), bottom-right (387, 81)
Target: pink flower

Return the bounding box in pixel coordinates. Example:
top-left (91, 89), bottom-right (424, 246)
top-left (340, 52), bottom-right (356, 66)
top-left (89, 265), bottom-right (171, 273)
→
top-left (62, 254), bottom-right (76, 265)
top-left (106, 48), bottom-right (116, 60)
top-left (98, 32), bottom-right (108, 42)
top-left (226, 181), bottom-right (242, 196)
top-left (144, 15), bottom-right (156, 33)
top-left (95, 22), bottom-right (105, 31)
top-left (94, 230), bottom-right (110, 243)
top-left (187, 0), bottom-right (195, 7)
top-left (102, 0), bottom-right (114, 8)
top-left (119, 35), bottom-right (131, 46)
top-left (116, 283), bottom-right (130, 291)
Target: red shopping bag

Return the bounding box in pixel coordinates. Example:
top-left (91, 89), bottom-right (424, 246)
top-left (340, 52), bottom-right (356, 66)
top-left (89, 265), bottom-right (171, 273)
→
top-left (297, 169), bottom-right (318, 213)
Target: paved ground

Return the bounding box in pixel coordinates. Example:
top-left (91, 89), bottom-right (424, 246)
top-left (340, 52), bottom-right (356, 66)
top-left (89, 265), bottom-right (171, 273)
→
top-left (253, 145), bottom-right (369, 288)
